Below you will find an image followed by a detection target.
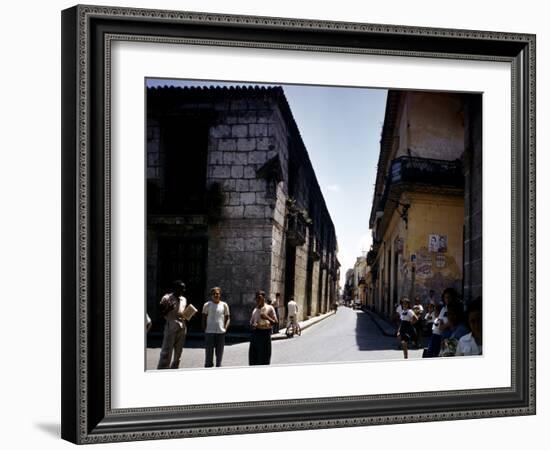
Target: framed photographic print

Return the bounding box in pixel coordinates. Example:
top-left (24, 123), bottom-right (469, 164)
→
top-left (61, 4), bottom-right (536, 444)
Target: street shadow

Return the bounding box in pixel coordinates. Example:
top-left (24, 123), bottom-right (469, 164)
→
top-left (354, 310), bottom-right (402, 352)
top-left (147, 333), bottom-right (249, 349)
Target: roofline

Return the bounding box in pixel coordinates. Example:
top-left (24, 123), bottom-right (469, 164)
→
top-left (147, 84), bottom-right (338, 249)
top-left (368, 90), bottom-right (402, 228)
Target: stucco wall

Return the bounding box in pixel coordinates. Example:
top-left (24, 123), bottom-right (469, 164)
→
top-left (396, 92), bottom-right (465, 161)
top-left (403, 193), bottom-right (464, 300)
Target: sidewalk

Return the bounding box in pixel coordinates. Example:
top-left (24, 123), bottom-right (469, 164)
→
top-left (148, 310), bottom-right (336, 344)
top-left (363, 308), bottom-right (398, 337)
top-left (272, 310), bottom-right (335, 340)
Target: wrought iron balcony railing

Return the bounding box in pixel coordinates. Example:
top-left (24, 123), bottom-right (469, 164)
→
top-left (390, 155), bottom-right (463, 186)
top-left (286, 213), bottom-right (307, 247)
top-left (377, 155), bottom-right (463, 212)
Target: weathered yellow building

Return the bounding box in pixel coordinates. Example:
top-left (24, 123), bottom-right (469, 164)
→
top-left (367, 90), bottom-right (480, 317)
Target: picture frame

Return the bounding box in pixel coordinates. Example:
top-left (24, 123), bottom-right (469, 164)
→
top-left (61, 4), bottom-right (536, 444)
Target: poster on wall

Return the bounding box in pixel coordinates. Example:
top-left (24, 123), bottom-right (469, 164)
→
top-left (428, 234), bottom-right (448, 253)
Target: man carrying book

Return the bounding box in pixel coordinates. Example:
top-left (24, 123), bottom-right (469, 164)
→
top-left (202, 286), bottom-right (231, 367)
top-left (157, 280), bottom-right (191, 369)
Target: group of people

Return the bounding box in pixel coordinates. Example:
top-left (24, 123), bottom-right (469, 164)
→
top-left (153, 281), bottom-right (301, 369)
top-left (395, 288), bottom-right (482, 359)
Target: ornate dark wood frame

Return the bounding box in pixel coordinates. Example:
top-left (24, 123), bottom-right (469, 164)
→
top-left (61, 4), bottom-right (536, 444)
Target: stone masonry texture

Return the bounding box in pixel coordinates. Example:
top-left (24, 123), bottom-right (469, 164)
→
top-left (146, 86), bottom-right (339, 330)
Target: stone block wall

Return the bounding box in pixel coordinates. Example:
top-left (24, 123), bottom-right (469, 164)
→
top-left (146, 118), bottom-right (165, 206)
top-left (146, 229), bottom-right (159, 319)
top-left (147, 86), bottom-right (339, 328)
top-left (270, 182), bottom-right (288, 309)
top-left (310, 258), bottom-right (321, 316)
top-left (206, 222), bottom-right (273, 325)
top-left (293, 228), bottom-right (310, 321)
top-left (205, 94), bottom-right (291, 327)
top-left (463, 95), bottom-right (482, 304)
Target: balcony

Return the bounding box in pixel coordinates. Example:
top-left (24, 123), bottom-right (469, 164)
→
top-left (390, 155), bottom-right (463, 186)
top-left (286, 213), bottom-right (307, 247)
top-left (377, 156), bottom-right (463, 212)
top-left (366, 249), bottom-right (377, 266)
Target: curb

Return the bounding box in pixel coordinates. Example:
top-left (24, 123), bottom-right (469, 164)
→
top-left (148, 311), bottom-right (337, 343)
top-left (363, 309), bottom-right (398, 337)
top-left (273, 310), bottom-right (336, 340)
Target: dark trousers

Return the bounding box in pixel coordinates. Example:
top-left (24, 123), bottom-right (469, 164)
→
top-left (249, 329), bottom-right (272, 365)
top-left (427, 334), bottom-right (442, 357)
top-left (205, 333), bottom-right (225, 367)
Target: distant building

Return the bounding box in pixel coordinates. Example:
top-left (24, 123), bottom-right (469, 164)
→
top-left (367, 90), bottom-right (481, 317)
top-left (147, 86), bottom-right (339, 329)
top-left (354, 256), bottom-right (367, 307)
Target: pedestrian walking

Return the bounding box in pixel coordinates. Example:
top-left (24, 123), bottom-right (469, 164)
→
top-left (157, 280), bottom-right (188, 369)
top-left (286, 296), bottom-right (300, 335)
top-left (397, 297), bottom-right (418, 359)
top-left (394, 298), bottom-right (404, 349)
top-left (202, 287), bottom-right (230, 368)
top-left (249, 290), bottom-right (278, 365)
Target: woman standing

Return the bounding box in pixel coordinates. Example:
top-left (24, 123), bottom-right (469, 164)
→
top-left (249, 290), bottom-right (278, 365)
top-left (412, 295), bottom-right (425, 348)
top-left (397, 297), bottom-right (418, 359)
top-left (426, 303), bottom-right (446, 357)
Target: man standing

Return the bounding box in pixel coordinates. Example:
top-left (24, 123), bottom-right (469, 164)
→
top-left (157, 280), bottom-right (188, 369)
top-left (249, 290), bottom-right (278, 365)
top-left (202, 286), bottom-right (230, 368)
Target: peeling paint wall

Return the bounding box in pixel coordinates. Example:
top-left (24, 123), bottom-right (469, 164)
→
top-left (394, 193), bottom-right (464, 303)
top-left (395, 92), bottom-right (465, 161)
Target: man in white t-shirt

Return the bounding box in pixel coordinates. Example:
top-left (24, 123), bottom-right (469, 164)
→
top-left (157, 280), bottom-right (188, 369)
top-left (202, 286), bottom-right (230, 368)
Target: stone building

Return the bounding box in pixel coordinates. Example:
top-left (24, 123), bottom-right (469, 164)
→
top-left (147, 85), bottom-right (339, 330)
top-left (366, 90), bottom-right (482, 317)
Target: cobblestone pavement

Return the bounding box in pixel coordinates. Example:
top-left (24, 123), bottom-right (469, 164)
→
top-left (146, 307), bottom-right (423, 370)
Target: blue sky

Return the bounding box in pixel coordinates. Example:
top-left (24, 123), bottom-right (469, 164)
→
top-left (147, 79), bottom-right (387, 286)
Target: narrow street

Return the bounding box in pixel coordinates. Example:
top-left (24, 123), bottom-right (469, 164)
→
top-left (146, 307), bottom-right (423, 370)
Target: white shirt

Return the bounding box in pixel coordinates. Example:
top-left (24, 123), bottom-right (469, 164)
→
top-left (400, 309), bottom-right (415, 322)
top-left (432, 316), bottom-right (448, 335)
top-left (287, 300), bottom-right (298, 317)
top-left (424, 311), bottom-right (436, 324)
top-left (396, 304), bottom-right (403, 315)
top-left (202, 300), bottom-right (229, 334)
top-left (456, 332), bottom-right (482, 356)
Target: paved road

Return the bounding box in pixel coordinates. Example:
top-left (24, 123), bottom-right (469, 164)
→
top-left (146, 307), bottom-right (423, 370)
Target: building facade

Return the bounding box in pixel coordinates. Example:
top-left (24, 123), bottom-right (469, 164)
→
top-left (367, 90), bottom-right (481, 317)
top-left (147, 85), bottom-right (339, 330)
